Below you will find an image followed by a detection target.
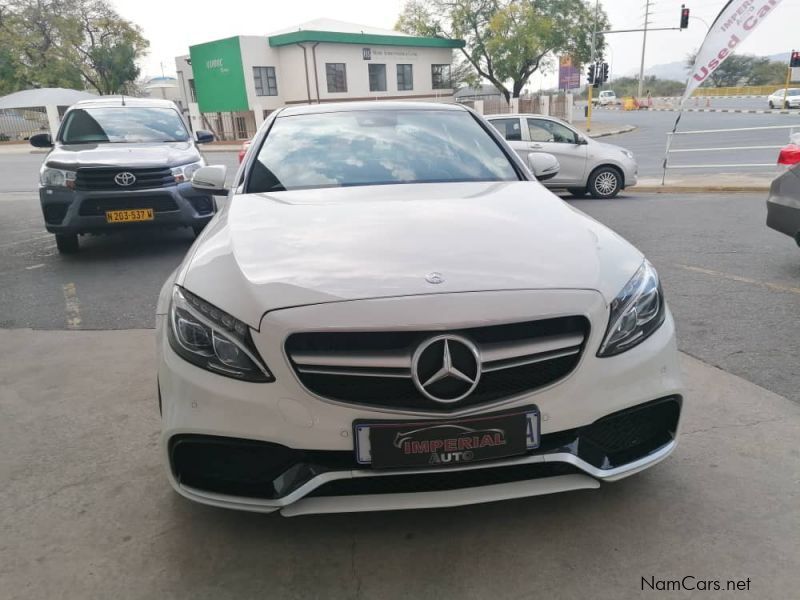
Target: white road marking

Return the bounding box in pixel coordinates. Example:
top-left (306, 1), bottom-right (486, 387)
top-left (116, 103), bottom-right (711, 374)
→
top-left (676, 264), bottom-right (800, 296)
top-left (25, 264), bottom-right (45, 270)
top-left (62, 283), bottom-right (82, 329)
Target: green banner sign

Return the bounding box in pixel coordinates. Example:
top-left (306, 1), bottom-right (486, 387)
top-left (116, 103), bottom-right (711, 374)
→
top-left (189, 37), bottom-right (248, 113)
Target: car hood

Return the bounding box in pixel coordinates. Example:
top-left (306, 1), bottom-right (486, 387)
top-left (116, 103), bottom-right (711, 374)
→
top-left (179, 181), bottom-right (644, 327)
top-left (45, 141), bottom-right (200, 169)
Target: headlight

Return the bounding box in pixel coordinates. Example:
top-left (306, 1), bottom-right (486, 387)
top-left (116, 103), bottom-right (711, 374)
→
top-left (171, 160), bottom-right (205, 183)
top-left (40, 167), bottom-right (76, 188)
top-left (168, 286), bottom-right (273, 382)
top-left (598, 260), bottom-right (666, 357)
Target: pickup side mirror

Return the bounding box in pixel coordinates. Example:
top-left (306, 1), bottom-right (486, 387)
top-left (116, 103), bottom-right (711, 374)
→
top-left (527, 152), bottom-right (560, 181)
top-left (195, 130), bottom-right (214, 144)
top-left (192, 165), bottom-right (228, 195)
top-left (30, 133), bottom-right (53, 148)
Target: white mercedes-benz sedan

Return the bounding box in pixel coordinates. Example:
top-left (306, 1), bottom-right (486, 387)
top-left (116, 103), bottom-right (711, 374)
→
top-left (156, 102), bottom-right (683, 516)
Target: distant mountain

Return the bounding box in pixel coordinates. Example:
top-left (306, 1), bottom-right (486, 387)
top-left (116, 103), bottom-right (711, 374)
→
top-left (616, 53), bottom-right (790, 82)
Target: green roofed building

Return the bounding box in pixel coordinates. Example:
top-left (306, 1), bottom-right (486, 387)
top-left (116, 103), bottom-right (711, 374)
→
top-left (175, 19), bottom-right (464, 140)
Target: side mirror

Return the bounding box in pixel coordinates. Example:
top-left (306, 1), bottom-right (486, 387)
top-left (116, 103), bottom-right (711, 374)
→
top-left (576, 136), bottom-right (589, 145)
top-left (30, 133), bottom-right (53, 148)
top-left (192, 165), bottom-right (228, 195)
top-left (195, 130), bottom-right (214, 144)
top-left (528, 153), bottom-right (560, 181)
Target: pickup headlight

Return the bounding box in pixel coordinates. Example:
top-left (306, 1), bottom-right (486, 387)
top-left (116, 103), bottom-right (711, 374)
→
top-left (598, 260), bottom-right (666, 357)
top-left (171, 160), bottom-right (205, 183)
top-left (168, 286), bottom-right (273, 382)
top-left (40, 167), bottom-right (76, 188)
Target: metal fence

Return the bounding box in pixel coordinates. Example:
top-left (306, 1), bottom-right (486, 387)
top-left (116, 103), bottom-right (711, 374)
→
top-left (0, 107), bottom-right (49, 141)
top-left (662, 124), bottom-right (799, 183)
top-left (200, 111), bottom-right (257, 141)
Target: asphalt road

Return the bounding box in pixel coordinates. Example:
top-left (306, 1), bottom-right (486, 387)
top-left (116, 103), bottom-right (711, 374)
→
top-left (585, 108), bottom-right (798, 177)
top-left (0, 151), bottom-right (798, 404)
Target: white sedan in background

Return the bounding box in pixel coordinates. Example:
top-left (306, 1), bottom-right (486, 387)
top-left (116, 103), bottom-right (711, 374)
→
top-left (768, 88), bottom-right (800, 109)
top-left (487, 113), bottom-right (638, 198)
top-left (156, 102), bottom-right (682, 515)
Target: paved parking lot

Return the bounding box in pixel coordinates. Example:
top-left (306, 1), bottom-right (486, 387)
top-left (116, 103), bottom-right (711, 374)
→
top-left (1, 150), bottom-right (799, 598)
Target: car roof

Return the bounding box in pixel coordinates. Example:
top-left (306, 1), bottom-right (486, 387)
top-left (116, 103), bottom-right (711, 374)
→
top-left (278, 101), bottom-right (467, 117)
top-left (69, 96), bottom-right (180, 110)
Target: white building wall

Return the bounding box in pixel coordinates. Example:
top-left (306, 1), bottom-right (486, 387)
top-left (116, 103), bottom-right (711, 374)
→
top-left (302, 43), bottom-right (454, 103)
top-left (175, 55), bottom-right (202, 132)
top-left (237, 36), bottom-right (285, 126)
top-left (278, 45), bottom-right (316, 104)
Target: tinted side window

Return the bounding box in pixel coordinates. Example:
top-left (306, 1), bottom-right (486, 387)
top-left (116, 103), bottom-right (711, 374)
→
top-left (527, 119), bottom-right (577, 144)
top-left (490, 118), bottom-right (522, 142)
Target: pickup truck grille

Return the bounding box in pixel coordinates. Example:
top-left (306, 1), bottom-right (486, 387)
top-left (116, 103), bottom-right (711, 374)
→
top-left (75, 167), bottom-right (175, 191)
top-left (285, 316), bottom-right (589, 412)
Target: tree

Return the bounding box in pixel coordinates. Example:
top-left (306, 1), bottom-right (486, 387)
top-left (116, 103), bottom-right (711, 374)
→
top-left (0, 0), bottom-right (148, 94)
top-left (397, 0), bottom-right (608, 102)
top-left (747, 58), bottom-right (788, 86)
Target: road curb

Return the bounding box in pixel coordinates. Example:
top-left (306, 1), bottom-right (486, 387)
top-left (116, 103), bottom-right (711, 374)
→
top-left (632, 184), bottom-right (770, 193)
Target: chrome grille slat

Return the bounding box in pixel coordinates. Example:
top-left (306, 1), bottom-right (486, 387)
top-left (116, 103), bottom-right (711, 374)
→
top-left (296, 366), bottom-right (412, 379)
top-left (481, 347), bottom-right (582, 373)
top-left (291, 350), bottom-right (410, 369)
top-left (479, 333), bottom-right (584, 364)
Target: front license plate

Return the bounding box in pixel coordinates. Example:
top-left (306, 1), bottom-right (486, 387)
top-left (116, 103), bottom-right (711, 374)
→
top-left (354, 407), bottom-right (540, 468)
top-left (105, 208), bottom-right (154, 223)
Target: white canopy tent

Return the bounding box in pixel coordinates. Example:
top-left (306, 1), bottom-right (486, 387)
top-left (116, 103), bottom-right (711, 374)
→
top-left (0, 88), bottom-right (97, 139)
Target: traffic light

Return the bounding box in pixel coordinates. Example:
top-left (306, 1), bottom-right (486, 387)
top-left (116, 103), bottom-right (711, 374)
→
top-left (600, 62), bottom-right (609, 83)
top-left (680, 5), bottom-right (690, 29)
top-left (587, 64), bottom-right (596, 85)
top-left (791, 51), bottom-right (800, 68)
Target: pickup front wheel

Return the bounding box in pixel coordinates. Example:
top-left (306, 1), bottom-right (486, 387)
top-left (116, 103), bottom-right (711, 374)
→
top-left (55, 233), bottom-right (79, 254)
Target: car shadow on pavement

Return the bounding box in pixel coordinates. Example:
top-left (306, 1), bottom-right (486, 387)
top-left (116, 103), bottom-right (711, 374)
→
top-left (62, 228), bottom-right (196, 262)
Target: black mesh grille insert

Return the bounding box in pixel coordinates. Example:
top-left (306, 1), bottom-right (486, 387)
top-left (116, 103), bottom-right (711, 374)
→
top-left (286, 316), bottom-right (589, 412)
top-left (76, 167), bottom-right (175, 191)
top-left (78, 194), bottom-right (179, 216)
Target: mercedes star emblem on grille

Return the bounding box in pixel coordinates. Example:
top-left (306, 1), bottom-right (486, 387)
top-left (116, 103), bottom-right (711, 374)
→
top-left (411, 335), bottom-right (481, 403)
top-left (114, 171), bottom-right (136, 186)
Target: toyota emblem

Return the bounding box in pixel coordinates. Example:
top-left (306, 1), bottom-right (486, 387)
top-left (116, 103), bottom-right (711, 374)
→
top-left (114, 171), bottom-right (136, 186)
top-left (411, 335), bottom-right (481, 403)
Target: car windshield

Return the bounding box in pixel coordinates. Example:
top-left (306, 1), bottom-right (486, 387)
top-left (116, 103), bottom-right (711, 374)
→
top-left (60, 107), bottom-right (190, 144)
top-left (788, 89), bottom-right (800, 96)
top-left (247, 109), bottom-right (519, 192)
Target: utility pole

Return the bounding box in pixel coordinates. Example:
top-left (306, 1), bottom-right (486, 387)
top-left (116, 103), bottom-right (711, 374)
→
top-left (586, 0), bottom-right (600, 132)
top-left (637, 0), bottom-right (652, 100)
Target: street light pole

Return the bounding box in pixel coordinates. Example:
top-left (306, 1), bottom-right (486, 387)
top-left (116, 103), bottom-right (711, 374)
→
top-left (587, 0), bottom-right (600, 132)
top-left (637, 0), bottom-right (651, 100)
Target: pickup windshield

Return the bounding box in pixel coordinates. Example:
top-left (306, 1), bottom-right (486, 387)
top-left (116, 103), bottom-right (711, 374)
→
top-left (60, 107), bottom-right (190, 144)
top-left (247, 109), bottom-right (519, 192)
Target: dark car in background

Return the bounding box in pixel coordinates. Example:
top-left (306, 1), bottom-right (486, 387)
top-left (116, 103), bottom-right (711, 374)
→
top-left (31, 97), bottom-right (217, 253)
top-left (766, 138), bottom-right (800, 248)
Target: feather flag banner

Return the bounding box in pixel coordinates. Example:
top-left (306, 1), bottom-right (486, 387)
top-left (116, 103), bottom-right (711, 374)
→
top-left (681, 0), bottom-right (784, 108)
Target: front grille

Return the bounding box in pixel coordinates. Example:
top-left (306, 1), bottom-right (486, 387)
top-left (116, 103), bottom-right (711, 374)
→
top-left (75, 167), bottom-right (175, 191)
top-left (78, 194), bottom-right (179, 216)
top-left (286, 316), bottom-right (589, 412)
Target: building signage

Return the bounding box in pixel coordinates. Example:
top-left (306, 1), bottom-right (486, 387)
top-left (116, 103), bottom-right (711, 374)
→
top-left (362, 48), bottom-right (371, 60)
top-left (558, 56), bottom-right (580, 90)
top-left (189, 36), bottom-right (249, 113)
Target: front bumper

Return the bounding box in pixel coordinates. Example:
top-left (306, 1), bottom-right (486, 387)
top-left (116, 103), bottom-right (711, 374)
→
top-left (157, 289), bottom-right (683, 515)
top-left (39, 181), bottom-right (215, 234)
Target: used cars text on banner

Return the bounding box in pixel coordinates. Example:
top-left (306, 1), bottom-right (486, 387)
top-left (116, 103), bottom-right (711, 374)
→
top-left (681, 0), bottom-right (784, 108)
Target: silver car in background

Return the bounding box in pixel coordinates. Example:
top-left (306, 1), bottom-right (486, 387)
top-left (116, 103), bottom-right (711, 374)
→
top-left (486, 113), bottom-right (638, 198)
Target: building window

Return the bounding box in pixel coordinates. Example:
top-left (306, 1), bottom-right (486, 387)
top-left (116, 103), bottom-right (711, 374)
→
top-left (188, 79), bottom-right (197, 102)
top-left (326, 63), bottom-right (347, 93)
top-left (368, 64), bottom-right (387, 92)
top-left (397, 64), bottom-right (413, 91)
top-left (253, 66), bottom-right (278, 96)
top-left (431, 64), bottom-right (452, 89)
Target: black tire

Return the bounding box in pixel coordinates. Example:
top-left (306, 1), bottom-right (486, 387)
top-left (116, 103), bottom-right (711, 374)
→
top-left (567, 187), bottom-right (587, 198)
top-left (769, 101), bottom-right (774, 109)
top-left (587, 166), bottom-right (622, 199)
top-left (55, 233), bottom-right (79, 254)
